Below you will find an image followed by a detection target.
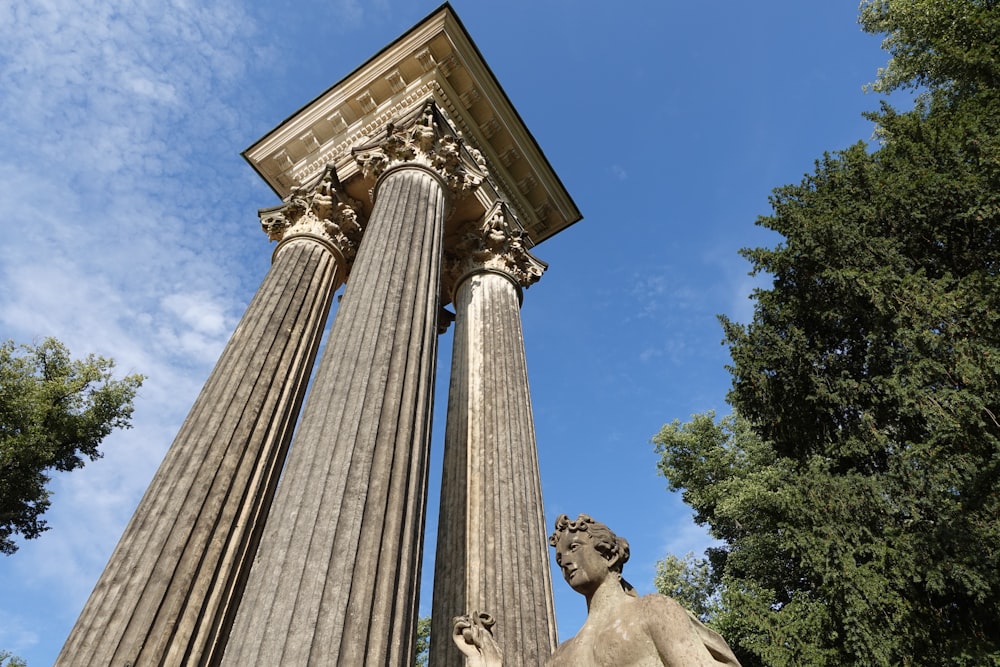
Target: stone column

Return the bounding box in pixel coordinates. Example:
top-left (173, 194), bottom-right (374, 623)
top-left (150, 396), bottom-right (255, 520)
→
top-left (430, 203), bottom-right (557, 667)
top-left (222, 101), bottom-right (485, 666)
top-left (56, 166), bottom-right (363, 666)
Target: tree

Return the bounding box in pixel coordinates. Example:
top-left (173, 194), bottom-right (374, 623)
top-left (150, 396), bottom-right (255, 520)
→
top-left (860, 0), bottom-right (1000, 96)
top-left (0, 338), bottom-right (143, 554)
top-left (654, 4), bottom-right (1000, 664)
top-left (654, 413), bottom-right (818, 667)
top-left (653, 551), bottom-right (719, 623)
top-left (0, 650), bottom-right (27, 667)
top-left (414, 616), bottom-right (431, 667)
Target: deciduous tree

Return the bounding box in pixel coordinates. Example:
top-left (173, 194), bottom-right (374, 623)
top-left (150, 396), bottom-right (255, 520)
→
top-left (414, 616), bottom-right (431, 667)
top-left (860, 0), bottom-right (1000, 96)
top-left (0, 650), bottom-right (27, 667)
top-left (653, 551), bottom-right (719, 623)
top-left (0, 338), bottom-right (143, 554)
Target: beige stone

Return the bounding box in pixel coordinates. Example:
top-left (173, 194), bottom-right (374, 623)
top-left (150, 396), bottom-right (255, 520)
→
top-left (431, 202), bottom-right (555, 667)
top-left (60, 6), bottom-right (581, 664)
top-left (56, 172), bottom-right (358, 665)
top-left (453, 515), bottom-right (742, 667)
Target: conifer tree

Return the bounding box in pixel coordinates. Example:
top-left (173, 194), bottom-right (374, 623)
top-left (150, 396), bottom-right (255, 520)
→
top-left (654, 3), bottom-right (1000, 664)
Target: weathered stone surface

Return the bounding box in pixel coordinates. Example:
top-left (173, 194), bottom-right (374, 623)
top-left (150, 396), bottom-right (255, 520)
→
top-left (453, 611), bottom-right (504, 667)
top-left (56, 233), bottom-right (343, 666)
top-left (547, 514), bottom-right (742, 667)
top-left (259, 162), bottom-right (365, 269)
top-left (353, 101), bottom-right (487, 198)
top-left (242, 7), bottom-right (582, 247)
top-left (442, 203), bottom-right (545, 295)
top-left (452, 515), bottom-right (743, 667)
top-left (431, 206), bottom-right (555, 667)
top-left (221, 164), bottom-right (448, 666)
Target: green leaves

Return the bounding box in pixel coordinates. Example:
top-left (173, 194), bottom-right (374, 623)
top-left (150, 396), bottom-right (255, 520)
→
top-left (654, 12), bottom-right (1000, 663)
top-left (860, 0), bottom-right (1000, 96)
top-left (414, 616), bottom-right (431, 667)
top-left (0, 338), bottom-right (143, 554)
top-left (0, 650), bottom-right (27, 667)
top-left (654, 552), bottom-right (720, 623)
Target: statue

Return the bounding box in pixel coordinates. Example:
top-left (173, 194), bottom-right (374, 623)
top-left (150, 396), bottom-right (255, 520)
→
top-left (453, 514), bottom-right (741, 666)
top-left (453, 611), bottom-right (504, 667)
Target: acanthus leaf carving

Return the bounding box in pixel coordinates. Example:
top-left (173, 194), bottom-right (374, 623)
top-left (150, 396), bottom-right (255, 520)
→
top-left (260, 163), bottom-right (366, 264)
top-left (352, 101), bottom-right (487, 198)
top-left (444, 202), bottom-right (546, 298)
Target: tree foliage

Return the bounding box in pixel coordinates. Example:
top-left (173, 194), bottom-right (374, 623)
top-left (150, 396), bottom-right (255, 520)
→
top-left (653, 414), bottom-right (825, 667)
top-left (654, 5), bottom-right (1000, 665)
top-left (0, 650), bottom-right (27, 667)
top-left (0, 338), bottom-right (143, 554)
top-left (860, 0), bottom-right (1000, 95)
top-left (414, 616), bottom-right (431, 667)
top-left (653, 551), bottom-right (720, 623)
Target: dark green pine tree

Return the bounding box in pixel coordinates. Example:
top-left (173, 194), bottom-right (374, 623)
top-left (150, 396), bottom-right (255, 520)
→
top-left (654, 2), bottom-right (1000, 665)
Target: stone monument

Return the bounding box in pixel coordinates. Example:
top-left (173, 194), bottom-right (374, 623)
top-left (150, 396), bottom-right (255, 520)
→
top-left (56, 4), bottom-right (580, 666)
top-left (454, 514), bottom-right (743, 667)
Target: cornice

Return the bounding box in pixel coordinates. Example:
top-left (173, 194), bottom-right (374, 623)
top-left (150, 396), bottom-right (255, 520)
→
top-left (242, 4), bottom-right (581, 246)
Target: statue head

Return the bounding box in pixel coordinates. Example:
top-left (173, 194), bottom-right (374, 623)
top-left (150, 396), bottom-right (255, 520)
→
top-left (549, 514), bottom-right (636, 596)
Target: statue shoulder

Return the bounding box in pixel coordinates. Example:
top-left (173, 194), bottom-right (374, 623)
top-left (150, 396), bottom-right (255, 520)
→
top-left (546, 634), bottom-right (585, 667)
top-left (637, 593), bottom-right (690, 619)
top-left (638, 594), bottom-right (742, 666)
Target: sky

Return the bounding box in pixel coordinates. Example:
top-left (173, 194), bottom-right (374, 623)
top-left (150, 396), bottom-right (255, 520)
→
top-left (0, 1), bottom-right (901, 663)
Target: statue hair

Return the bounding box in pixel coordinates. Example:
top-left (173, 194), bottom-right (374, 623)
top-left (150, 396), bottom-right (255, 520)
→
top-left (549, 514), bottom-right (637, 596)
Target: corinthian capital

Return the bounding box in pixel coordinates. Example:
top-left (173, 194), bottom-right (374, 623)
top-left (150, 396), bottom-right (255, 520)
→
top-left (445, 202), bottom-right (547, 299)
top-left (352, 101), bottom-right (488, 197)
top-left (259, 164), bottom-right (366, 263)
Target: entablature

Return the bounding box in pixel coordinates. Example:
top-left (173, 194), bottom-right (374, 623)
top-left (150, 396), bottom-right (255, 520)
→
top-left (243, 3), bottom-right (581, 247)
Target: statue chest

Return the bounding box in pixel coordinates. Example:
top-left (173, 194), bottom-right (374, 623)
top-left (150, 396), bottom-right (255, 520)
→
top-left (551, 617), bottom-right (662, 667)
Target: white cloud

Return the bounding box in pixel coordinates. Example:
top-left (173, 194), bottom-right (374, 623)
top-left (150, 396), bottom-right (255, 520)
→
top-left (639, 346), bottom-right (664, 363)
top-left (0, 609), bottom-right (40, 657)
top-left (0, 0), bottom-right (271, 662)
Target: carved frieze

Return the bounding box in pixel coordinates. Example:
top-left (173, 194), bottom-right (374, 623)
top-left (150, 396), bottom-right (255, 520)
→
top-left (259, 163), bottom-right (366, 264)
top-left (444, 202), bottom-right (546, 298)
top-left (352, 101), bottom-right (488, 198)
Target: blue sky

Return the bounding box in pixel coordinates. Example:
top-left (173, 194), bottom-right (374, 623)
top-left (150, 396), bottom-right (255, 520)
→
top-left (0, 1), bottom-right (899, 663)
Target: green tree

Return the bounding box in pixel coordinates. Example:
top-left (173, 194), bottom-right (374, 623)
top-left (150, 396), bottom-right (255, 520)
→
top-left (653, 551), bottom-right (719, 623)
top-left (0, 338), bottom-right (143, 554)
top-left (414, 616), bottom-right (431, 667)
top-left (654, 4), bottom-right (1000, 664)
top-left (0, 649), bottom-right (27, 666)
top-left (860, 0), bottom-right (1000, 96)
top-left (654, 413), bottom-right (816, 667)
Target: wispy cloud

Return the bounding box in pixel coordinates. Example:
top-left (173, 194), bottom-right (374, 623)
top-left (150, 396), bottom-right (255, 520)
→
top-left (0, 0), bottom-right (272, 662)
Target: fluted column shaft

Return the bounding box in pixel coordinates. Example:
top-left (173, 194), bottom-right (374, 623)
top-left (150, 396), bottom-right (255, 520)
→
top-left (223, 165), bottom-right (447, 666)
top-left (430, 265), bottom-right (557, 667)
top-left (57, 236), bottom-right (343, 666)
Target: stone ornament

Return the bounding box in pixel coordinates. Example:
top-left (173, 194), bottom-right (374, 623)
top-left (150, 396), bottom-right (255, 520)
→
top-left (453, 514), bottom-right (742, 667)
top-left (259, 163), bottom-right (365, 262)
top-left (453, 611), bottom-right (504, 667)
top-left (444, 202), bottom-right (547, 299)
top-left (352, 100), bottom-right (488, 197)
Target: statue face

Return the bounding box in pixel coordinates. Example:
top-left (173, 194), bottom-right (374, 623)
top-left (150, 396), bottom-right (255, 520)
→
top-left (555, 532), bottom-right (610, 594)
